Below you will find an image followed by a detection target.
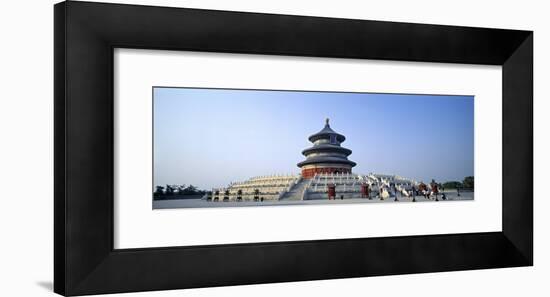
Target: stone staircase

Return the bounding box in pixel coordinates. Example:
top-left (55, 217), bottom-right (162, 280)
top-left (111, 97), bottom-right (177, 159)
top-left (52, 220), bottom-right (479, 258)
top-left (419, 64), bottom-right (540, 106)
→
top-left (279, 179), bottom-right (310, 200)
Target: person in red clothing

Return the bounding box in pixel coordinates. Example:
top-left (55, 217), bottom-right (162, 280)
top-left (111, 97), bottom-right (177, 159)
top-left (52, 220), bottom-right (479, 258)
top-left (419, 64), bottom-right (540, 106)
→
top-left (430, 179), bottom-right (439, 201)
top-left (327, 183), bottom-right (336, 200)
top-left (361, 183), bottom-right (370, 199)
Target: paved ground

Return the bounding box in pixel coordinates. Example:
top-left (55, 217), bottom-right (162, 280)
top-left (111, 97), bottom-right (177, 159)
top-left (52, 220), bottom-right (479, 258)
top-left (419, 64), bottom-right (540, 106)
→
top-left (153, 190), bottom-right (474, 209)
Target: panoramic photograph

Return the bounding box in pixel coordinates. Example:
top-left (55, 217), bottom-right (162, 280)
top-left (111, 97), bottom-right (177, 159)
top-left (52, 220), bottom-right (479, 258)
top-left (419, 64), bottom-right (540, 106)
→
top-left (152, 87), bottom-right (474, 209)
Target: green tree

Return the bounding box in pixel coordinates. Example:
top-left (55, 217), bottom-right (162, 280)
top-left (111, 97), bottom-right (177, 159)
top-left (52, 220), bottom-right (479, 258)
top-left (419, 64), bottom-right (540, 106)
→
top-left (184, 184), bottom-right (198, 194)
top-left (462, 176), bottom-right (474, 189)
top-left (165, 185), bottom-right (175, 195)
top-left (442, 181), bottom-right (461, 189)
top-left (153, 186), bottom-right (165, 198)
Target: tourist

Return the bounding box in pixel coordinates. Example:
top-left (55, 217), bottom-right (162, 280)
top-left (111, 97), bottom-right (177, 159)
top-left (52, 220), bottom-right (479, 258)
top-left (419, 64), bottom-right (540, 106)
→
top-left (365, 183), bottom-right (371, 199)
top-left (431, 179), bottom-right (439, 201)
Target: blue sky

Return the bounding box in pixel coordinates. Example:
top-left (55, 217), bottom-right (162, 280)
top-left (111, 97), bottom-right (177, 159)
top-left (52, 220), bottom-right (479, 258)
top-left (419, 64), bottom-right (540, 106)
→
top-left (154, 87), bottom-right (474, 190)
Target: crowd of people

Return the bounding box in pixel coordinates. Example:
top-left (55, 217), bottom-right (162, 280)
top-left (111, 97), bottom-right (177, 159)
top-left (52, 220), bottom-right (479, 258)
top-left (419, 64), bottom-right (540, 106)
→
top-left (361, 179), bottom-right (448, 202)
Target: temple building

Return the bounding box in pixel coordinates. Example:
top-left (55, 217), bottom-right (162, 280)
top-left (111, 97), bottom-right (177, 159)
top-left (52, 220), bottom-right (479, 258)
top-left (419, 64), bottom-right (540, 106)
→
top-left (207, 119), bottom-right (421, 202)
top-left (298, 118), bottom-right (356, 178)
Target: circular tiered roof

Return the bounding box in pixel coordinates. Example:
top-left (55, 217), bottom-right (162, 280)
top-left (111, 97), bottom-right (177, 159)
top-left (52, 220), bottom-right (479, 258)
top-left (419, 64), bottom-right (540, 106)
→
top-left (308, 118), bottom-right (346, 142)
top-left (301, 144), bottom-right (352, 156)
top-left (297, 156), bottom-right (357, 167)
top-left (297, 118), bottom-right (356, 169)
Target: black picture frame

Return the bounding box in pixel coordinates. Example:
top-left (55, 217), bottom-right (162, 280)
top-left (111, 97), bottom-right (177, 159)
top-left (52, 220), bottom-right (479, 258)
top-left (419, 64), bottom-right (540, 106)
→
top-left (54, 1), bottom-right (533, 296)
